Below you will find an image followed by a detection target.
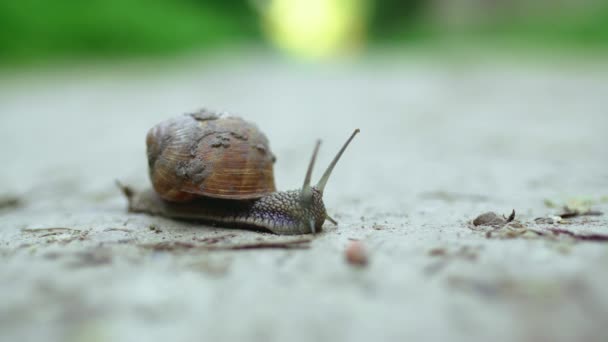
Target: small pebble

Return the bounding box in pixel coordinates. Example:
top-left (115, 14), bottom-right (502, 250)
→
top-left (345, 241), bottom-right (368, 267)
top-left (473, 212), bottom-right (506, 226)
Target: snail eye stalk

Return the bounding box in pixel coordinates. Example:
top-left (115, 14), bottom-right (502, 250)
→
top-left (316, 129), bottom-right (360, 194)
top-left (300, 140), bottom-right (321, 205)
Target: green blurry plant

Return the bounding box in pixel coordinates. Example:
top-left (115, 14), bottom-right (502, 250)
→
top-left (0, 0), bottom-right (259, 64)
top-left (0, 0), bottom-right (607, 66)
top-left (370, 1), bottom-right (608, 51)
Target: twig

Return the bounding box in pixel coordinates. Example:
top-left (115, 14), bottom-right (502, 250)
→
top-left (193, 233), bottom-right (238, 244)
top-left (104, 228), bottom-right (133, 233)
top-left (22, 227), bottom-right (81, 233)
top-left (548, 228), bottom-right (608, 242)
top-left (140, 238), bottom-right (312, 252)
top-left (214, 239), bottom-right (311, 250)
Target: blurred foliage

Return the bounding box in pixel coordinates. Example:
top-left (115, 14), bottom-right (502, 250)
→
top-left (370, 1), bottom-right (608, 50)
top-left (0, 0), bottom-right (259, 63)
top-left (368, 0), bottom-right (428, 40)
top-left (483, 5), bottom-right (608, 49)
top-left (0, 0), bottom-right (607, 65)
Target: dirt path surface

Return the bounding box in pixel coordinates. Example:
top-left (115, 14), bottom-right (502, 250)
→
top-left (1, 56), bottom-right (608, 342)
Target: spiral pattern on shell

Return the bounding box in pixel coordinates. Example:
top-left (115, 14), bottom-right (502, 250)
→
top-left (146, 110), bottom-right (276, 202)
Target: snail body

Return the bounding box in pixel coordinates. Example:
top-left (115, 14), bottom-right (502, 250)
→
top-left (126, 187), bottom-right (327, 235)
top-left (123, 110), bottom-right (359, 235)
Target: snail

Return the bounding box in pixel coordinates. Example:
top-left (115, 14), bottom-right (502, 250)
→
top-left (120, 110), bottom-right (359, 235)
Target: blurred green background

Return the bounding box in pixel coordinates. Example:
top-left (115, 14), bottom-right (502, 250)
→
top-left (1, 0), bottom-right (607, 66)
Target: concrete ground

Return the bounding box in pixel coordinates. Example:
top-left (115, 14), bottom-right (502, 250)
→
top-left (1, 54), bottom-right (608, 342)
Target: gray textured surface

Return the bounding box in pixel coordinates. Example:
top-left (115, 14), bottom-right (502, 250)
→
top-left (1, 56), bottom-right (608, 342)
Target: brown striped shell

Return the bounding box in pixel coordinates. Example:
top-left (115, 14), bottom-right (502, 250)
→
top-left (146, 111), bottom-right (276, 202)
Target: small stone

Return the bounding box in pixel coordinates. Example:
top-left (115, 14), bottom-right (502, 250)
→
top-left (429, 248), bottom-right (447, 256)
top-left (345, 241), bottom-right (368, 267)
top-left (472, 212), bottom-right (505, 226)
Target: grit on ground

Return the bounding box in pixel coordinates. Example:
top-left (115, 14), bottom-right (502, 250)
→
top-left (1, 56), bottom-right (607, 342)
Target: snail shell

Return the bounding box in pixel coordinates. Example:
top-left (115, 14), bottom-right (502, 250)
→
top-left (146, 111), bottom-right (277, 202)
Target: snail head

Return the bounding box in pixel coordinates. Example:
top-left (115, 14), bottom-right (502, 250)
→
top-left (298, 129), bottom-right (360, 233)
